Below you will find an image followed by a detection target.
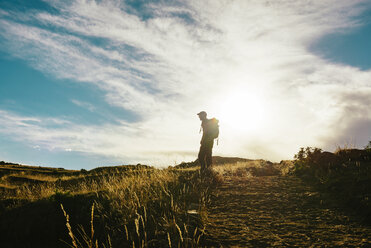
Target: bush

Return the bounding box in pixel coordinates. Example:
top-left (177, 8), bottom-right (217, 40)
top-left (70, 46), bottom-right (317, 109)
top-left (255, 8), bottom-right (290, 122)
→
top-left (365, 141), bottom-right (371, 150)
top-left (293, 145), bottom-right (371, 222)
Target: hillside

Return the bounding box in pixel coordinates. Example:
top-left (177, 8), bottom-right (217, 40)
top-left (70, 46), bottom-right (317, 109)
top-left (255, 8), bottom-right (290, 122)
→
top-left (0, 151), bottom-right (370, 247)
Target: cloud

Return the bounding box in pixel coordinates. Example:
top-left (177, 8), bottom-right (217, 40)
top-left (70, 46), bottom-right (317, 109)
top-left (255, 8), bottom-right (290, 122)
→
top-left (71, 99), bottom-right (96, 112)
top-left (0, 109), bottom-right (198, 165)
top-left (0, 0), bottom-right (371, 165)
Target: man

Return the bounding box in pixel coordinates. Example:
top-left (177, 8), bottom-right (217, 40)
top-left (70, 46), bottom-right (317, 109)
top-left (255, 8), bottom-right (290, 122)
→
top-left (197, 111), bottom-right (219, 172)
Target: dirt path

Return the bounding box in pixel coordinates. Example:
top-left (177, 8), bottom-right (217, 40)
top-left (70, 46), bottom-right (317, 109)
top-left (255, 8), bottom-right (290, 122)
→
top-left (204, 174), bottom-right (371, 247)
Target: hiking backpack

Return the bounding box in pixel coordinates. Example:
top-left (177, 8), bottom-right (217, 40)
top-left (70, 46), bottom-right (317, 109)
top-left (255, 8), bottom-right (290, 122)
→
top-left (209, 118), bottom-right (219, 139)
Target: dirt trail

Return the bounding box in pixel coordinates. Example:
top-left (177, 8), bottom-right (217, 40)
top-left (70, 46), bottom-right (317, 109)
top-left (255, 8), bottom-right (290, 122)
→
top-left (204, 174), bottom-right (371, 247)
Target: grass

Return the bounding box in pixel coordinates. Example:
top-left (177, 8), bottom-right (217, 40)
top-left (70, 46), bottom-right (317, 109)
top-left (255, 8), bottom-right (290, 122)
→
top-left (0, 159), bottom-right (258, 247)
top-left (212, 160), bottom-right (281, 177)
top-left (0, 163), bottom-right (218, 247)
top-left (2, 151), bottom-right (369, 247)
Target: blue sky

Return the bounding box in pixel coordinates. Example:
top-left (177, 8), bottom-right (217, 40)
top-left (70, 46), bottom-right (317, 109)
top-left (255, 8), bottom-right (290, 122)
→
top-left (311, 8), bottom-right (371, 71)
top-left (0, 0), bottom-right (371, 169)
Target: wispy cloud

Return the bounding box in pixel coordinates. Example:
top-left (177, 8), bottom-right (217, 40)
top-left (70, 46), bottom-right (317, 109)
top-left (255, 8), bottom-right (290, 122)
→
top-left (0, 109), bottom-right (195, 164)
top-left (0, 0), bottom-right (370, 165)
top-left (71, 99), bottom-right (96, 112)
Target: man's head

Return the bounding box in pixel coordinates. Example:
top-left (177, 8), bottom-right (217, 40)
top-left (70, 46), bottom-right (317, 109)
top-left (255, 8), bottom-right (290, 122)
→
top-left (197, 111), bottom-right (207, 121)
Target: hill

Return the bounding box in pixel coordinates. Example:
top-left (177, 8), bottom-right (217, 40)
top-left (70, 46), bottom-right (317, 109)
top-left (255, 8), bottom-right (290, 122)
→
top-left (0, 150), bottom-right (370, 247)
top-left (175, 156), bottom-right (253, 168)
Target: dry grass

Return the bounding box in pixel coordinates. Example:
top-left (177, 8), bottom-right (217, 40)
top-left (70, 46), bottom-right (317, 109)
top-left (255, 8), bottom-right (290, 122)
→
top-left (212, 160), bottom-right (280, 178)
top-left (57, 168), bottom-right (209, 247)
top-left (2, 157), bottom-right (369, 247)
top-left (0, 164), bottom-right (212, 247)
top-left (212, 161), bottom-right (258, 176)
top-left (334, 142), bottom-right (357, 153)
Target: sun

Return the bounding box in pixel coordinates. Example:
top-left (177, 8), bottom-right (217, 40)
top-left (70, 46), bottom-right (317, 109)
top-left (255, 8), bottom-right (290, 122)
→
top-left (216, 90), bottom-right (266, 132)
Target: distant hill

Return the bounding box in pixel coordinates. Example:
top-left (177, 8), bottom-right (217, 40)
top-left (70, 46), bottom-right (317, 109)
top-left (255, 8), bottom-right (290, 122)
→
top-left (0, 161), bottom-right (153, 176)
top-left (175, 156), bottom-right (252, 168)
top-left (0, 161), bottom-right (80, 178)
top-left (0, 156), bottom-right (252, 174)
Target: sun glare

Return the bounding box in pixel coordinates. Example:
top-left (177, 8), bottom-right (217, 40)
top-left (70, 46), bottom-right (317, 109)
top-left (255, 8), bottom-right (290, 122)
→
top-left (217, 90), bottom-right (265, 133)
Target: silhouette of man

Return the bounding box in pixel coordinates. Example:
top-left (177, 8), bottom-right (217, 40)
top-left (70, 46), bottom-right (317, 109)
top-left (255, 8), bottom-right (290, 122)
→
top-left (197, 111), bottom-right (218, 172)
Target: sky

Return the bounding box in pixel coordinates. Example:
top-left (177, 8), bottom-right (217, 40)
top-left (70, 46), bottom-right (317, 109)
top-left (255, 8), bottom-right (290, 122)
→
top-left (0, 0), bottom-right (371, 169)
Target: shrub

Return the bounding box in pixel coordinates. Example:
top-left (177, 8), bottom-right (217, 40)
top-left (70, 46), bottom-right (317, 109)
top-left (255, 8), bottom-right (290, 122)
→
top-left (365, 140), bottom-right (371, 150)
top-left (293, 146), bottom-right (371, 222)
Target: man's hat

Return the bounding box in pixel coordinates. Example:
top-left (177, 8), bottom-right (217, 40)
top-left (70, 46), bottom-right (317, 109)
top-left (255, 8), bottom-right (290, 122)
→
top-left (197, 111), bottom-right (207, 116)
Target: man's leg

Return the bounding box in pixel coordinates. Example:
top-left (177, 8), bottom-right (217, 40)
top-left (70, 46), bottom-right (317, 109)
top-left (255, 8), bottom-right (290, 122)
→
top-left (205, 147), bottom-right (212, 168)
top-left (198, 145), bottom-right (206, 171)
top-left (205, 141), bottom-right (214, 168)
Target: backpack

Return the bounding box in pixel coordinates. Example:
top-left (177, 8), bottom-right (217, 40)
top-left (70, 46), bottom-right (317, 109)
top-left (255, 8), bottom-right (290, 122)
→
top-left (208, 118), bottom-right (219, 139)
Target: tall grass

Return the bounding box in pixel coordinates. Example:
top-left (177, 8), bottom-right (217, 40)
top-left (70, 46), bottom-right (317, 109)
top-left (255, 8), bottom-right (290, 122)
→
top-left (0, 163), bottom-right (221, 247)
top-left (56, 168), bottom-right (214, 247)
top-left (212, 160), bottom-right (280, 177)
